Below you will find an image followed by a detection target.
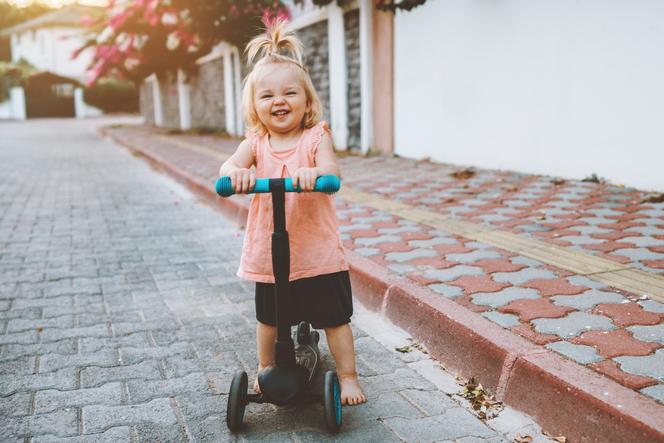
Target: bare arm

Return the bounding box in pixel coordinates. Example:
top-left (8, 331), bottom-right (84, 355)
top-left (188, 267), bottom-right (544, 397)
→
top-left (218, 139), bottom-right (256, 193)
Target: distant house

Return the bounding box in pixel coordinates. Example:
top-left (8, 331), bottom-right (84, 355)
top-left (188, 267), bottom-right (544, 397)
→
top-left (0, 4), bottom-right (102, 119)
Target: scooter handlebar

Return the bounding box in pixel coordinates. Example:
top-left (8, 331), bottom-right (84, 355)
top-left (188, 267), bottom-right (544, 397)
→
top-left (215, 175), bottom-right (341, 197)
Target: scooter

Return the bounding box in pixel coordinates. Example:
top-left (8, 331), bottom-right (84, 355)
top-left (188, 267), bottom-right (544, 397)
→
top-left (215, 174), bottom-right (343, 433)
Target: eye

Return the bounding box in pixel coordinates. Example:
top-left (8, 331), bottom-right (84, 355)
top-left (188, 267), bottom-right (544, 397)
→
top-left (286, 91), bottom-right (297, 96)
top-left (260, 94), bottom-right (272, 100)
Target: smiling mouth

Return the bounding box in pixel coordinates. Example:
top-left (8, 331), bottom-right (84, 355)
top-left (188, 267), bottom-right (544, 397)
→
top-left (272, 110), bottom-right (290, 117)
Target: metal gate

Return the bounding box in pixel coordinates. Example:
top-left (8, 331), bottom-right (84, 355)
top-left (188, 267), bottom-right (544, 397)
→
top-left (24, 71), bottom-right (78, 118)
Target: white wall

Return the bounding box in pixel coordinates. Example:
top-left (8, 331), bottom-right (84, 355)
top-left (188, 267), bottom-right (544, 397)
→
top-left (11, 26), bottom-right (94, 82)
top-left (394, 0), bottom-right (664, 192)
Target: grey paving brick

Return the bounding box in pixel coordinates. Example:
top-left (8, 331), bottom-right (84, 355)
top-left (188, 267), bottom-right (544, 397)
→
top-left (424, 265), bottom-right (484, 282)
top-left (119, 341), bottom-right (196, 364)
top-left (378, 225), bottom-right (422, 234)
top-left (446, 249), bottom-right (503, 264)
top-left (385, 248), bottom-right (437, 263)
top-left (399, 388), bottom-right (457, 415)
top-left (640, 384), bottom-right (664, 404)
top-left (355, 247), bottom-right (380, 257)
top-left (355, 235), bottom-right (401, 246)
top-left (566, 276), bottom-right (608, 290)
top-left (427, 283), bottom-right (464, 298)
top-left (408, 236), bottom-right (458, 248)
top-left (614, 350), bottom-right (664, 381)
top-left (492, 268), bottom-right (557, 285)
top-left (472, 287), bottom-right (540, 308)
top-left (383, 407), bottom-right (498, 441)
top-left (639, 300), bottom-right (664, 313)
top-left (481, 311), bottom-right (521, 328)
top-left (33, 426), bottom-right (132, 443)
top-left (0, 410), bottom-right (79, 439)
top-left (532, 312), bottom-right (616, 338)
top-left (0, 367), bottom-right (77, 397)
top-left (40, 350), bottom-right (119, 373)
top-left (0, 339), bottom-right (77, 362)
top-left (35, 382), bottom-right (124, 414)
top-left (6, 315), bottom-right (75, 333)
top-left (40, 324), bottom-right (110, 343)
top-left (552, 289), bottom-right (625, 310)
top-left (127, 372), bottom-right (212, 403)
top-left (613, 247), bottom-right (664, 262)
top-left (0, 356), bottom-right (36, 376)
top-left (0, 391), bottom-right (32, 417)
top-left (82, 398), bottom-right (179, 435)
top-left (338, 223), bottom-right (372, 232)
top-left (387, 264), bottom-right (416, 275)
top-left (80, 360), bottom-right (162, 388)
top-left (509, 256), bottom-right (544, 268)
top-left (627, 323), bottom-right (664, 344)
top-left (557, 235), bottom-right (605, 245)
top-left (545, 341), bottom-right (603, 365)
top-left (619, 236), bottom-right (664, 248)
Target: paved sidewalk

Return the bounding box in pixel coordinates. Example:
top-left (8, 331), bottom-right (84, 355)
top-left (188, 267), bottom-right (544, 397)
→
top-left (0, 118), bottom-right (555, 442)
top-left (102, 123), bottom-right (664, 442)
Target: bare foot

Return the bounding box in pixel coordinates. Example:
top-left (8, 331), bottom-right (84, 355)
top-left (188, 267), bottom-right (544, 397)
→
top-left (338, 373), bottom-right (366, 406)
top-left (254, 366), bottom-right (267, 393)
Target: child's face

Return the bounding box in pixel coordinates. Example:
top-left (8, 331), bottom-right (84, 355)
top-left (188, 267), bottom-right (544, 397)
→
top-left (254, 63), bottom-right (308, 136)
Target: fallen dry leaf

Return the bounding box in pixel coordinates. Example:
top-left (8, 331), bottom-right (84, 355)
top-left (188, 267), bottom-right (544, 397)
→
top-left (642, 193), bottom-right (664, 203)
top-left (456, 377), bottom-right (504, 420)
top-left (450, 168), bottom-right (476, 180)
top-left (395, 345), bottom-right (411, 353)
top-left (514, 434), bottom-right (533, 443)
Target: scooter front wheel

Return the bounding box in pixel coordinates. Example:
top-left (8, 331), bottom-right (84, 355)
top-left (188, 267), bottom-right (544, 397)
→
top-left (323, 370), bottom-right (342, 433)
top-left (226, 370), bottom-right (248, 432)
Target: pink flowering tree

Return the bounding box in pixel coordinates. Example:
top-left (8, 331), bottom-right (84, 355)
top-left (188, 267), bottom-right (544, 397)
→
top-left (76, 0), bottom-right (289, 85)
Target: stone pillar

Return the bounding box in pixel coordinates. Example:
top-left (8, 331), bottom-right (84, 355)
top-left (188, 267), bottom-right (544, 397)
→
top-left (359, 0), bottom-right (373, 154)
top-left (372, 10), bottom-right (394, 154)
top-left (327, 3), bottom-right (349, 150)
top-left (150, 74), bottom-right (164, 127)
top-left (232, 47), bottom-right (244, 136)
top-left (223, 48), bottom-right (237, 135)
top-left (10, 86), bottom-right (26, 120)
top-left (177, 69), bottom-right (192, 130)
top-left (74, 87), bottom-right (85, 118)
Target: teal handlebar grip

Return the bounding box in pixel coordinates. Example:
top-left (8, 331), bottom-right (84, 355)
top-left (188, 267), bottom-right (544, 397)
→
top-left (215, 175), bottom-right (341, 197)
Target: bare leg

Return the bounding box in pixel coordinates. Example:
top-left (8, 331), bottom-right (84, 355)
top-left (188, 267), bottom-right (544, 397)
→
top-left (254, 321), bottom-right (276, 393)
top-left (324, 323), bottom-right (367, 405)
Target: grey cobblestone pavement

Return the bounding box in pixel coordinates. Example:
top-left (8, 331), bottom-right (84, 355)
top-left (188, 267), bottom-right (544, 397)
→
top-left (0, 118), bottom-right (553, 442)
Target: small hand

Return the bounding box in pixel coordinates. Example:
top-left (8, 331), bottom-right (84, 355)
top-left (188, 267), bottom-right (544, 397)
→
top-left (229, 168), bottom-right (255, 194)
top-left (292, 167), bottom-right (319, 192)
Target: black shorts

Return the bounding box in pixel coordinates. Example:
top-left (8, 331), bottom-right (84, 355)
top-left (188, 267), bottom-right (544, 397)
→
top-left (255, 271), bottom-right (353, 329)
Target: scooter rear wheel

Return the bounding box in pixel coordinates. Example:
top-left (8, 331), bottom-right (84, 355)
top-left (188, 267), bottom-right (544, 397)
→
top-left (226, 370), bottom-right (248, 432)
top-left (323, 370), bottom-right (342, 433)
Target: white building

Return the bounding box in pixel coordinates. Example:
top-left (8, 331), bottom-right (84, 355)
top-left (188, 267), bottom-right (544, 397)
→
top-left (0, 4), bottom-right (102, 119)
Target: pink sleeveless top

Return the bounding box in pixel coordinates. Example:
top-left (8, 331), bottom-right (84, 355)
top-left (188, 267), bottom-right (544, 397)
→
top-left (237, 121), bottom-right (348, 283)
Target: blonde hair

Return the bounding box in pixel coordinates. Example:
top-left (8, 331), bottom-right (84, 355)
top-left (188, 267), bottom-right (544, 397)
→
top-left (242, 17), bottom-right (322, 136)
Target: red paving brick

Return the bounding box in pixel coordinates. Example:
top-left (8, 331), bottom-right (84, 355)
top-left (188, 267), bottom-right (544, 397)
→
top-left (643, 259), bottom-right (664, 269)
top-left (585, 241), bottom-right (639, 253)
top-left (499, 298), bottom-right (575, 322)
top-left (592, 303), bottom-right (663, 327)
top-left (448, 275), bottom-right (510, 294)
top-left (572, 329), bottom-right (660, 359)
top-left (522, 277), bottom-right (588, 296)
top-left (471, 258), bottom-right (526, 274)
top-left (433, 243), bottom-right (474, 255)
top-left (590, 360), bottom-right (660, 390)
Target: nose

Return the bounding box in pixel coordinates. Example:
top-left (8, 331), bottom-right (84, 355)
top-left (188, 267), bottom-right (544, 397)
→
top-left (273, 96), bottom-right (286, 105)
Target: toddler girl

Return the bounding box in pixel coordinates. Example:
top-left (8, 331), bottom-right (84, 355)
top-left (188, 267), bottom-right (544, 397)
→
top-left (218, 19), bottom-right (366, 406)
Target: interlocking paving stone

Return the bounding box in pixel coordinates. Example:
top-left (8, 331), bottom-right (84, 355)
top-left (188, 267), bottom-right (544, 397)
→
top-left (620, 236), bottom-right (664, 247)
top-left (355, 247), bottom-right (381, 257)
top-left (639, 299), bottom-right (664, 313)
top-left (532, 312), bottom-right (616, 338)
top-left (427, 283), bottom-right (464, 298)
top-left (446, 250), bottom-right (503, 264)
top-left (492, 268), bottom-right (558, 285)
top-left (566, 276), bottom-right (609, 289)
top-left (1, 410), bottom-right (79, 439)
top-left (627, 323), bottom-right (664, 344)
top-left (34, 382), bottom-right (124, 414)
top-left (545, 341), bottom-right (603, 365)
top-left (557, 235), bottom-right (606, 245)
top-left (355, 234), bottom-right (401, 246)
top-left (614, 350), bottom-right (664, 381)
top-left (613, 247), bottom-right (664, 262)
top-left (481, 311), bottom-right (521, 328)
top-left (641, 384), bottom-right (664, 404)
top-left (551, 289), bottom-right (626, 310)
top-left (387, 264), bottom-right (417, 275)
top-left (408, 236), bottom-right (458, 248)
top-left (385, 248), bottom-right (438, 262)
top-left (424, 265), bottom-right (485, 282)
top-left (382, 408), bottom-right (499, 441)
top-left (472, 287), bottom-right (540, 308)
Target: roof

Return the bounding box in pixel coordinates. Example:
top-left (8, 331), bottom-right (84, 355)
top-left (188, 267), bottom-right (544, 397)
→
top-left (25, 70), bottom-right (81, 86)
top-left (0, 4), bottom-right (103, 37)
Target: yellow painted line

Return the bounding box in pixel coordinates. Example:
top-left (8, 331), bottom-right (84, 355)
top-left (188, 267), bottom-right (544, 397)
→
top-left (158, 137), bottom-right (664, 303)
top-left (339, 187), bottom-right (664, 303)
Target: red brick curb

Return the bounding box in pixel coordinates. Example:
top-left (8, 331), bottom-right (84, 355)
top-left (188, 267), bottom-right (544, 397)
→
top-left (102, 127), bottom-right (664, 443)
